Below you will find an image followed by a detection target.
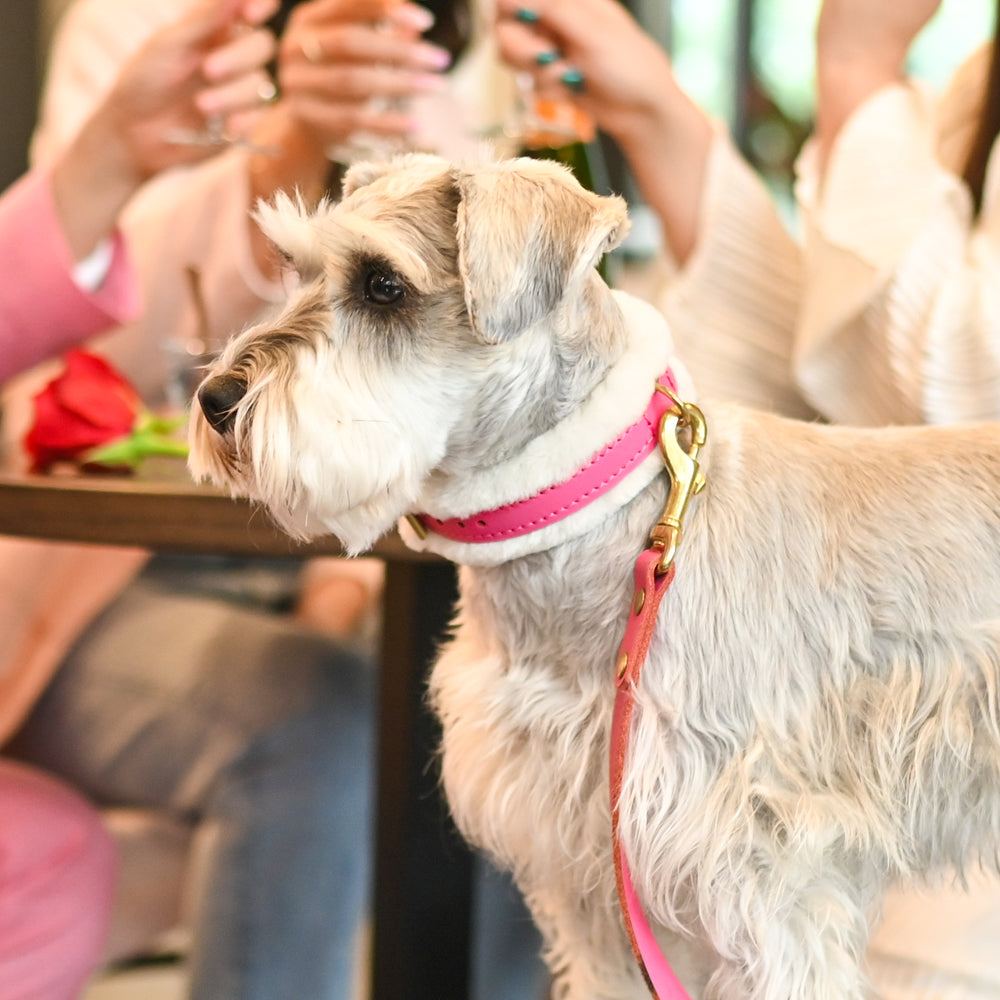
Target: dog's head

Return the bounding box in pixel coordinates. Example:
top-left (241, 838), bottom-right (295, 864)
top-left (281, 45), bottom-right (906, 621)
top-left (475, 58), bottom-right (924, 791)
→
top-left (188, 154), bottom-right (630, 551)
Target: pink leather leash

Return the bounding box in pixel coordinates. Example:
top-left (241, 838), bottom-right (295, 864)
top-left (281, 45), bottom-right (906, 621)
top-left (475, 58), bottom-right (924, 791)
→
top-left (410, 377), bottom-right (707, 1000)
top-left (610, 552), bottom-right (686, 999)
top-left (609, 391), bottom-right (706, 1000)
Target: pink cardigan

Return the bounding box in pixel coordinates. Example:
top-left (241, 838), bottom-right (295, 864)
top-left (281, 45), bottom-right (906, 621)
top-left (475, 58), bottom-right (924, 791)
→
top-left (0, 170), bottom-right (147, 745)
top-left (0, 169), bottom-right (139, 383)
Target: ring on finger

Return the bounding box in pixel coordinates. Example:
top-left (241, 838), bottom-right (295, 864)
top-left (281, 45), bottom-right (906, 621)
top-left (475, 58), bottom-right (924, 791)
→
top-left (258, 78), bottom-right (279, 103)
top-left (300, 35), bottom-right (324, 63)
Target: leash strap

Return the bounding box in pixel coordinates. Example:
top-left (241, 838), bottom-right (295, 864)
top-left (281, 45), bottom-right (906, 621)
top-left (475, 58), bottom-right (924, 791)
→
top-left (609, 392), bottom-right (706, 1000)
top-left (610, 551), bottom-right (688, 999)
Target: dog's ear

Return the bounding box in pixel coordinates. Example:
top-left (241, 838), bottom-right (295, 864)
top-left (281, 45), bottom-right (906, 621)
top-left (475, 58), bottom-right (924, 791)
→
top-left (253, 191), bottom-right (327, 279)
top-left (341, 161), bottom-right (395, 197)
top-left (342, 153), bottom-right (451, 198)
top-left (454, 159), bottom-right (629, 344)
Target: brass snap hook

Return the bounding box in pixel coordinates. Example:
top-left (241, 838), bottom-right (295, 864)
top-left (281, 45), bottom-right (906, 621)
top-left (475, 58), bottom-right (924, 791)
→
top-left (649, 386), bottom-right (706, 573)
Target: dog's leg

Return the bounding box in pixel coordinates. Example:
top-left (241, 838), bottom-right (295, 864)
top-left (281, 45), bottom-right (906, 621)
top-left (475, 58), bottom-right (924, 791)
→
top-left (526, 886), bottom-right (717, 1000)
top-left (688, 789), bottom-right (881, 1000)
top-left (626, 734), bottom-right (888, 1000)
top-left (714, 867), bottom-right (878, 1000)
top-left (529, 891), bottom-right (642, 999)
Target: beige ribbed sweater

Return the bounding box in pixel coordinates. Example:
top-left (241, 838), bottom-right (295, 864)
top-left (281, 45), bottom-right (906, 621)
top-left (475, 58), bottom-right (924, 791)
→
top-left (795, 47), bottom-right (1000, 427)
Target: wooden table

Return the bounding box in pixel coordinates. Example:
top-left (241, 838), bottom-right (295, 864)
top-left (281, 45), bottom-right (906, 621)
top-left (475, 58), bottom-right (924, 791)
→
top-left (0, 459), bottom-right (474, 999)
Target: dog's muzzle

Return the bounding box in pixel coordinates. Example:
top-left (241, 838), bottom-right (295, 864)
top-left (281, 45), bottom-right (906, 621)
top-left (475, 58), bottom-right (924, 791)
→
top-left (198, 373), bottom-right (248, 435)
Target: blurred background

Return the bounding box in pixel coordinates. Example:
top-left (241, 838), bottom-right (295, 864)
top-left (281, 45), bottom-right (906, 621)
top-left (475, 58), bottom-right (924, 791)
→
top-left (2, 0), bottom-right (994, 202)
top-left (0, 2), bottom-right (994, 998)
top-left (659, 0), bottom-right (994, 208)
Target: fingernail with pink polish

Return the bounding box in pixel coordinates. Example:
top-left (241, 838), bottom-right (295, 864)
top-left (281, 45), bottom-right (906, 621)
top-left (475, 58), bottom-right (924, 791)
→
top-left (392, 4), bottom-right (436, 33)
top-left (417, 44), bottom-right (452, 70)
top-left (244, 0), bottom-right (279, 23)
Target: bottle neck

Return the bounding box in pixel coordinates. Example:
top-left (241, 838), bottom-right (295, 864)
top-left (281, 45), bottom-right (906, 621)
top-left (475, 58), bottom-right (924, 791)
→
top-left (520, 98), bottom-right (596, 151)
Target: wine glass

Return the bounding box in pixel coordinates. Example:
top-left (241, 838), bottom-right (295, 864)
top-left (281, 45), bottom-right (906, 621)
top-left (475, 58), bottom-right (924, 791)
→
top-left (324, 0), bottom-right (416, 164)
top-left (165, 14), bottom-right (279, 155)
top-left (166, 82), bottom-right (280, 155)
top-left (166, 112), bottom-right (235, 149)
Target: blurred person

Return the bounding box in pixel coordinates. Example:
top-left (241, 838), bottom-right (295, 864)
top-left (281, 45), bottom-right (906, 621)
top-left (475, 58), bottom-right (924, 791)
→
top-left (0, 0), bottom-right (276, 381)
top-left (795, 0), bottom-right (1000, 425)
top-left (0, 759), bottom-right (116, 1000)
top-left (495, 0), bottom-right (817, 422)
top-left (22, 0), bottom-right (514, 401)
top-left (500, 0), bottom-right (1000, 432)
top-left (497, 2), bottom-right (1000, 998)
top-left (2, 1), bottom-right (546, 998)
top-left (0, 2), bottom-right (276, 997)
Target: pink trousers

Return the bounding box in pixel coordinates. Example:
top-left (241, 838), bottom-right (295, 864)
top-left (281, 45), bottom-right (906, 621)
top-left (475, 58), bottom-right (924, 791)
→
top-left (0, 759), bottom-right (116, 1000)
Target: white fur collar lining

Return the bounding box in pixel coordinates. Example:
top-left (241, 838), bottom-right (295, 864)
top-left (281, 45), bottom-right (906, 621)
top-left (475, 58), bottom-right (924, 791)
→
top-left (399, 292), bottom-right (695, 566)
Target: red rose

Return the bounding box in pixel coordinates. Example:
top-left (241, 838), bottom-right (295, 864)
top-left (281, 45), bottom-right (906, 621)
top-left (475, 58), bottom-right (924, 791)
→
top-left (25, 349), bottom-right (187, 473)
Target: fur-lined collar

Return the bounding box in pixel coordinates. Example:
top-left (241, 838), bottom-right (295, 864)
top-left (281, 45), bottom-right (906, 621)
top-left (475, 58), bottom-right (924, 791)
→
top-left (400, 292), bottom-right (695, 566)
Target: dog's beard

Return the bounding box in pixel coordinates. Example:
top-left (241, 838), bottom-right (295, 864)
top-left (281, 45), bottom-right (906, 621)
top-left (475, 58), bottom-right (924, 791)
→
top-left (190, 346), bottom-right (452, 553)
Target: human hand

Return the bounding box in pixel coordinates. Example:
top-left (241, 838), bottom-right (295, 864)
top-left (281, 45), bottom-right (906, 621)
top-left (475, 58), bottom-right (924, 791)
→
top-left (50, 0), bottom-right (278, 260)
top-left (103, 0), bottom-right (279, 180)
top-left (494, 0), bottom-right (676, 150)
top-left (493, 0), bottom-right (714, 265)
top-left (275, 0), bottom-right (452, 153)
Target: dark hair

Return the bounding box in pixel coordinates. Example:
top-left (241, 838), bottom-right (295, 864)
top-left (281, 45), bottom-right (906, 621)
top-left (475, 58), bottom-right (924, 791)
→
top-left (961, 2), bottom-right (1000, 216)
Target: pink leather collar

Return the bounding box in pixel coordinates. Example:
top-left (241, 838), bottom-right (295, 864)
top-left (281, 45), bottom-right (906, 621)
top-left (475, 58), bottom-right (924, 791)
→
top-left (410, 367), bottom-right (679, 543)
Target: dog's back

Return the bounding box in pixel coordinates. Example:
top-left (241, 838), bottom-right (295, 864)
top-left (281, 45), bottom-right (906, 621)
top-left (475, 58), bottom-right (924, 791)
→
top-left (435, 401), bottom-right (1000, 1000)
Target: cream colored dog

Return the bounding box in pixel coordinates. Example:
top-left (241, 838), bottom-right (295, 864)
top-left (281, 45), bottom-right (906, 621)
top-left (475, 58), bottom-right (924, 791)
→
top-left (189, 154), bottom-right (1000, 1000)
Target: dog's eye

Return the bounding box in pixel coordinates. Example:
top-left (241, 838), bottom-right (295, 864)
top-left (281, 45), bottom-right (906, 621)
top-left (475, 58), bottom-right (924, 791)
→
top-left (364, 270), bottom-right (405, 306)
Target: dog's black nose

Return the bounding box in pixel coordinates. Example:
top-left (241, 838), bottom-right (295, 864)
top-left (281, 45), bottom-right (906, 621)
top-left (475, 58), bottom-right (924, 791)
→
top-left (198, 374), bottom-right (247, 435)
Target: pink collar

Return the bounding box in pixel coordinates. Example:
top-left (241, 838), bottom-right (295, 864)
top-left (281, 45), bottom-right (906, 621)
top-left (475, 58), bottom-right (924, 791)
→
top-left (409, 368), bottom-right (679, 544)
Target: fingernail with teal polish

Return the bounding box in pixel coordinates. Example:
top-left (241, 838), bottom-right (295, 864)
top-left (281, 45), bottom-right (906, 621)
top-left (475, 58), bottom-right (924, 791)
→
top-left (560, 67), bottom-right (585, 92)
top-left (515, 8), bottom-right (541, 22)
top-left (535, 49), bottom-right (559, 66)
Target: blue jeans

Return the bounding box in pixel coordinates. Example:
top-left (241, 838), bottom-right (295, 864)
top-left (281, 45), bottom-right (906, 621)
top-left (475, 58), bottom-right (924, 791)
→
top-left (9, 556), bottom-right (547, 1000)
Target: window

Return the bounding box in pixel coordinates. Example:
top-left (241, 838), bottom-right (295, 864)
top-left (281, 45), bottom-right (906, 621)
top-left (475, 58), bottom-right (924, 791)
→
top-left (664, 0), bottom-right (996, 199)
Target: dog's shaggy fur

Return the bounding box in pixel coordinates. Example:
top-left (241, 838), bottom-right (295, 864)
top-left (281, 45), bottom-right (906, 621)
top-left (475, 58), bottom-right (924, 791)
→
top-left (190, 154), bottom-right (1000, 1000)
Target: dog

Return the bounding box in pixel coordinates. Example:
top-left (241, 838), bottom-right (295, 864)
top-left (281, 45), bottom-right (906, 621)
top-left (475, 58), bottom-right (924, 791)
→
top-left (189, 153), bottom-right (1000, 1000)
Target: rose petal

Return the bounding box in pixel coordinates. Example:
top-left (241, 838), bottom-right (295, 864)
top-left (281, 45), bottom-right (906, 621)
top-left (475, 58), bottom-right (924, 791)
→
top-left (57, 350), bottom-right (139, 432)
top-left (24, 349), bottom-right (144, 470)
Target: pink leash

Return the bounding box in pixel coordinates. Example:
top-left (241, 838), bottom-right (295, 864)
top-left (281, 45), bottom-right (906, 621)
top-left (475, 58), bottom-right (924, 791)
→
top-left (609, 389), bottom-right (705, 1000)
top-left (411, 375), bottom-right (707, 1000)
top-left (610, 553), bottom-right (689, 999)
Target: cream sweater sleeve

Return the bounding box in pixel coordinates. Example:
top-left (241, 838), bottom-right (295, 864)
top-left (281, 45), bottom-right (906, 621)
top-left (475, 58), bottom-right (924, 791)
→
top-left (652, 131), bottom-right (817, 421)
top-left (30, 0), bottom-right (286, 406)
top-left (794, 66), bottom-right (1000, 427)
